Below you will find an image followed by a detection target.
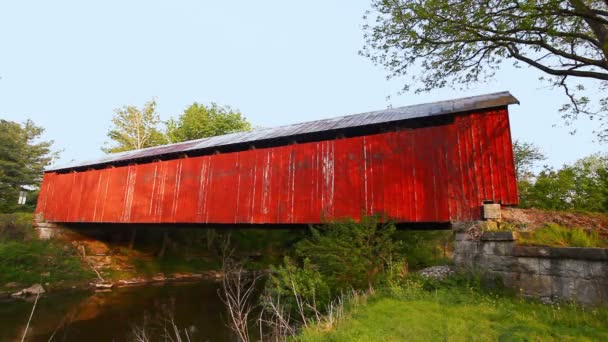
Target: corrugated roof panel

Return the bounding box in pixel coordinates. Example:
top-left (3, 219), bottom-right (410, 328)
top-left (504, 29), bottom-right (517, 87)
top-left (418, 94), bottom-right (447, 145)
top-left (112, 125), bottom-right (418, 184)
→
top-left (48, 91), bottom-right (518, 171)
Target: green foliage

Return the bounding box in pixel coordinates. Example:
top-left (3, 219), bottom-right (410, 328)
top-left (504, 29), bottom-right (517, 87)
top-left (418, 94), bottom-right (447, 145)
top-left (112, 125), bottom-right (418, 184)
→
top-left (295, 216), bottom-right (400, 291)
top-left (0, 213), bottom-right (35, 241)
top-left (519, 154), bottom-right (608, 212)
top-left (114, 228), bottom-right (298, 279)
top-left (512, 140), bottom-right (546, 181)
top-left (261, 217), bottom-right (404, 323)
top-left (263, 256), bottom-right (330, 316)
top-left (0, 213), bottom-right (92, 287)
top-left (519, 223), bottom-right (607, 248)
top-left (411, 271), bottom-right (510, 297)
top-left (375, 259), bottom-right (411, 297)
top-left (0, 119), bottom-right (57, 213)
top-left (103, 100), bottom-right (251, 152)
top-left (103, 99), bottom-right (167, 153)
top-left (227, 229), bottom-right (306, 269)
top-left (127, 255), bottom-right (219, 278)
top-left (166, 102), bottom-right (251, 143)
top-left (362, 0), bottom-right (608, 140)
top-left (22, 189), bottom-right (40, 212)
top-left (0, 240), bottom-right (93, 286)
top-left (395, 230), bottom-right (452, 270)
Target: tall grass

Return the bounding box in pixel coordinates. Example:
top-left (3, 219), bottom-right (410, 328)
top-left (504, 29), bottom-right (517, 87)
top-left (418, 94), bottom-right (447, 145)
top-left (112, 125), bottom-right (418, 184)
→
top-left (519, 223), bottom-right (607, 248)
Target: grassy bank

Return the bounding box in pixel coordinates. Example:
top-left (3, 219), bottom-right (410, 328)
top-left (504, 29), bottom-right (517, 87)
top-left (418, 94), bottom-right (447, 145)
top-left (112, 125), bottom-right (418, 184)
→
top-left (518, 223), bottom-right (608, 248)
top-left (0, 213), bottom-right (95, 293)
top-left (298, 280), bottom-right (608, 341)
top-left (0, 214), bottom-right (298, 288)
top-left (0, 239), bottom-right (94, 287)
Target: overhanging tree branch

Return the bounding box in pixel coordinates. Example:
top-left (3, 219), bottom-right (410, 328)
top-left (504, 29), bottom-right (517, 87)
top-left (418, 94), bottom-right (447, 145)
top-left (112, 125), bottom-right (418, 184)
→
top-left (504, 44), bottom-right (608, 80)
top-left (364, 0), bottom-right (608, 141)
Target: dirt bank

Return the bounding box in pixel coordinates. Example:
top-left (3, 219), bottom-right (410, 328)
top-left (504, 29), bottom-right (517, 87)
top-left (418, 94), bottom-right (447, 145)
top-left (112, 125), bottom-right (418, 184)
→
top-left (502, 208), bottom-right (608, 236)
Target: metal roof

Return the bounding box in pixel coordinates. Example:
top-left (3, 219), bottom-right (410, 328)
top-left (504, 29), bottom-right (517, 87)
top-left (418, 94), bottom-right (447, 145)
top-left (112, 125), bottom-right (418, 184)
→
top-left (48, 91), bottom-right (518, 172)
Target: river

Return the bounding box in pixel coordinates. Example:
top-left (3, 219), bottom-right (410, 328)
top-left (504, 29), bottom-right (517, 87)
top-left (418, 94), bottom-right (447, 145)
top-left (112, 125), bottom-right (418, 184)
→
top-left (0, 281), bottom-right (235, 341)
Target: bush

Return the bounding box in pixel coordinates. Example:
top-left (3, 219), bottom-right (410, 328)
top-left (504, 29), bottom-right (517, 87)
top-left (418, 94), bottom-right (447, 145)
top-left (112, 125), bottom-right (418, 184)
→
top-left (395, 230), bottom-right (452, 270)
top-left (0, 212), bottom-right (35, 241)
top-left (518, 223), bottom-right (607, 248)
top-left (261, 216), bottom-right (405, 328)
top-left (262, 257), bottom-right (330, 317)
top-left (295, 216), bottom-right (401, 291)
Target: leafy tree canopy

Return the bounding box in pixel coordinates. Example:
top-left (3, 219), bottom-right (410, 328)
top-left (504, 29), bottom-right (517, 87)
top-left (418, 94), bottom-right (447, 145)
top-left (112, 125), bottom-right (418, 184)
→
top-left (103, 99), bottom-right (167, 153)
top-left (0, 120), bottom-right (57, 212)
top-left (513, 140), bottom-right (547, 180)
top-left (363, 0), bottom-right (608, 140)
top-left (519, 153), bottom-right (608, 212)
top-left (166, 103), bottom-right (252, 143)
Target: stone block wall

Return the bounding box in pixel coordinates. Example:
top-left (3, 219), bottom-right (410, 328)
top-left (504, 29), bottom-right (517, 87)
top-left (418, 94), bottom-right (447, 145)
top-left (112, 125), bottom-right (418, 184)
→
top-left (454, 230), bottom-right (608, 306)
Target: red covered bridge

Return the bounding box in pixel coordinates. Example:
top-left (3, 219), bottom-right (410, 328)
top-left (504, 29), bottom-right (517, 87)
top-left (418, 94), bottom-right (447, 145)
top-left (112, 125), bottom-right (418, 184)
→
top-left (36, 92), bottom-right (519, 226)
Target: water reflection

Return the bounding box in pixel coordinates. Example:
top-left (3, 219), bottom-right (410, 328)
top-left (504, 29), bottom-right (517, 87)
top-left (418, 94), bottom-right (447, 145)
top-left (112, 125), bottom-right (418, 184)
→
top-left (0, 281), bottom-right (232, 342)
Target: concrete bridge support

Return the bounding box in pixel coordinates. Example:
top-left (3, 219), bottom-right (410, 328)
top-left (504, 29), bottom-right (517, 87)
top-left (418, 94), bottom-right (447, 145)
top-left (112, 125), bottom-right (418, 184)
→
top-left (451, 205), bottom-right (608, 306)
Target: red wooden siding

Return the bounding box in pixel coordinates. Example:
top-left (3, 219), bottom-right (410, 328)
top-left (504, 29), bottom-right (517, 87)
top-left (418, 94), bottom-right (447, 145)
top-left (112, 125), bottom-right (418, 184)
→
top-left (36, 109), bottom-right (518, 224)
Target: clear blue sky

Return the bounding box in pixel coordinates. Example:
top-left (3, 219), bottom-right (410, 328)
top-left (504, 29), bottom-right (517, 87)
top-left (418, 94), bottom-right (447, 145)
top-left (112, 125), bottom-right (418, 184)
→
top-left (0, 1), bottom-right (605, 169)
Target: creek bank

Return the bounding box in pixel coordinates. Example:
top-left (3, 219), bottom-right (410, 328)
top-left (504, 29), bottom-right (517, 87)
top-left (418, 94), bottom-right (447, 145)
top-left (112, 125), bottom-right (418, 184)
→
top-left (3, 223), bottom-right (293, 303)
top-left (93, 270), bottom-right (223, 289)
top-left (2, 270), bottom-right (223, 303)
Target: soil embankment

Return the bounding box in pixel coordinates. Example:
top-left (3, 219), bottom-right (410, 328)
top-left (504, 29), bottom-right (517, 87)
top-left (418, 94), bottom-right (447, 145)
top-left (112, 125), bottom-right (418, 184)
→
top-left (502, 208), bottom-right (608, 236)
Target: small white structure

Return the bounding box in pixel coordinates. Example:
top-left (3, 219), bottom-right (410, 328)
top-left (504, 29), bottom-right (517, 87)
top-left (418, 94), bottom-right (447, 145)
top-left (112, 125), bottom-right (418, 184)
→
top-left (17, 185), bottom-right (36, 205)
top-left (18, 191), bottom-right (27, 205)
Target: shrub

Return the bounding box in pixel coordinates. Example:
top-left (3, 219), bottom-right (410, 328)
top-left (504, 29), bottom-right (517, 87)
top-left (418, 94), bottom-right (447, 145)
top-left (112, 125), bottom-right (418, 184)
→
top-left (395, 230), bottom-right (452, 270)
top-left (518, 223), bottom-right (606, 248)
top-left (262, 256), bottom-right (330, 317)
top-left (376, 258), bottom-right (413, 297)
top-left (295, 216), bottom-right (400, 291)
top-left (0, 212), bottom-right (35, 241)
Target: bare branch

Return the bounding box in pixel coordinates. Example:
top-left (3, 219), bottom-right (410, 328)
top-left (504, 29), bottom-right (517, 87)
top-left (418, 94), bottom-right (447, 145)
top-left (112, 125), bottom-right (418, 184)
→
top-left (219, 248), bottom-right (262, 342)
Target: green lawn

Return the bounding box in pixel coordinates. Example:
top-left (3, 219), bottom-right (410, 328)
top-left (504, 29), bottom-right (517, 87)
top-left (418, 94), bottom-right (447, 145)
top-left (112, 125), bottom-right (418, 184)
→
top-left (298, 288), bottom-right (608, 341)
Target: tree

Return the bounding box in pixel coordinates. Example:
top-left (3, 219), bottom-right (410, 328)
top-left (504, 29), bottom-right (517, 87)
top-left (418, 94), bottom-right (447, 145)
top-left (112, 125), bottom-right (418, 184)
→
top-left (362, 0), bottom-right (608, 140)
top-left (0, 120), bottom-right (57, 212)
top-left (166, 103), bottom-right (251, 143)
top-left (513, 140), bottom-right (547, 181)
top-left (519, 154), bottom-right (608, 212)
top-left (103, 99), bottom-right (167, 153)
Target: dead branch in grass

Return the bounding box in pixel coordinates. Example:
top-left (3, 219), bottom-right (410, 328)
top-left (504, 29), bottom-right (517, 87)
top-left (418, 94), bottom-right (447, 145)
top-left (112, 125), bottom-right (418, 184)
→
top-left (219, 247), bottom-right (262, 342)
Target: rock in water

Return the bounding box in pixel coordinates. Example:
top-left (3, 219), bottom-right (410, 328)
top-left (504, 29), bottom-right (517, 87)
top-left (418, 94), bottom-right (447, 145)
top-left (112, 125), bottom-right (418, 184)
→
top-left (418, 265), bottom-right (455, 281)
